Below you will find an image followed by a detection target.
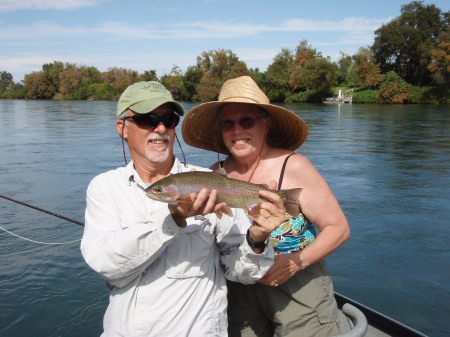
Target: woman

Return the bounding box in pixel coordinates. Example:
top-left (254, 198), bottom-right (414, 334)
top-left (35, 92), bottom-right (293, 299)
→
top-left (182, 76), bottom-right (350, 337)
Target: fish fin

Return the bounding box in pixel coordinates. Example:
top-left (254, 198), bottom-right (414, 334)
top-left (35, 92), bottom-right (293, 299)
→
top-left (215, 206), bottom-right (233, 219)
top-left (215, 209), bottom-right (223, 219)
top-left (246, 203), bottom-right (259, 212)
top-left (281, 188), bottom-right (303, 215)
top-left (213, 167), bottom-right (228, 176)
top-left (221, 206), bottom-right (233, 217)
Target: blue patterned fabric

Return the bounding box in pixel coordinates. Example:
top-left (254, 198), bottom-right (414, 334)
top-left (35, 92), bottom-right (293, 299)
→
top-left (269, 213), bottom-right (316, 255)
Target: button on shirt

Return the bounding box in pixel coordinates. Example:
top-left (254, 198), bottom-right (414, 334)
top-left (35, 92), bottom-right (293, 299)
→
top-left (80, 158), bottom-right (274, 337)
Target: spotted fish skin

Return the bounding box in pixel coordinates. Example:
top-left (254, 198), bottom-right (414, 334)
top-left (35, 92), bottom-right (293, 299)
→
top-left (145, 169), bottom-right (301, 215)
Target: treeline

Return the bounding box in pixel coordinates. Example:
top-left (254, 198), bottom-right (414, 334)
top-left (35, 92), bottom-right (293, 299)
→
top-left (1, 1), bottom-right (449, 104)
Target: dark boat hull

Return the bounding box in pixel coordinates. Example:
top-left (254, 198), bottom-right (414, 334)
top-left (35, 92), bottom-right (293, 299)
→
top-left (335, 292), bottom-right (427, 337)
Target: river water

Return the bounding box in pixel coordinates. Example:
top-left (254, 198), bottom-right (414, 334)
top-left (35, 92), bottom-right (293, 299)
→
top-left (0, 100), bottom-right (449, 337)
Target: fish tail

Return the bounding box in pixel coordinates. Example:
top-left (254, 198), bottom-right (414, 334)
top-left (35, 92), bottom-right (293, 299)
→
top-left (281, 188), bottom-right (302, 215)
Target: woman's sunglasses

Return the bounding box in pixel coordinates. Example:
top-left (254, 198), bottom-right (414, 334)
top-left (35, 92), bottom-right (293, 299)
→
top-left (123, 113), bottom-right (180, 129)
top-left (220, 116), bottom-right (262, 132)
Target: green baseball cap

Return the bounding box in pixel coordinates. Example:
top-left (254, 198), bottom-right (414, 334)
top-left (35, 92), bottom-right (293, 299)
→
top-left (116, 81), bottom-right (184, 118)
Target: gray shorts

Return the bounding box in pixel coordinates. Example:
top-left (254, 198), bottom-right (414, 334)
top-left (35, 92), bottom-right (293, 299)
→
top-left (227, 260), bottom-right (340, 337)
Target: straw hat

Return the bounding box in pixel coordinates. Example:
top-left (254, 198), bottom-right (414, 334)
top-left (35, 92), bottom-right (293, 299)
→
top-left (182, 76), bottom-right (308, 155)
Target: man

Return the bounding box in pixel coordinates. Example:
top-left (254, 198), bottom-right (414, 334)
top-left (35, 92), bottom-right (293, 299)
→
top-left (80, 81), bottom-right (285, 337)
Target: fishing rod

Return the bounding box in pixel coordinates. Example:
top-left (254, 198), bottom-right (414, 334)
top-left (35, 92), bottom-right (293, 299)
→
top-left (0, 194), bottom-right (85, 227)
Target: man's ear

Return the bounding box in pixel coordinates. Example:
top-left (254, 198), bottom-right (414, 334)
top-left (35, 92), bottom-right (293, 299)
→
top-left (116, 119), bottom-right (127, 139)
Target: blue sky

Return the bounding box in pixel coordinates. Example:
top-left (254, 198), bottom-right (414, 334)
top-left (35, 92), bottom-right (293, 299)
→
top-left (1, 0), bottom-right (449, 82)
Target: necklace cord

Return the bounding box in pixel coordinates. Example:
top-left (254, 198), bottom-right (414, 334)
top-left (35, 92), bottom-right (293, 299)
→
top-left (121, 120), bottom-right (128, 165)
top-left (175, 133), bottom-right (187, 167)
top-left (246, 144), bottom-right (264, 183)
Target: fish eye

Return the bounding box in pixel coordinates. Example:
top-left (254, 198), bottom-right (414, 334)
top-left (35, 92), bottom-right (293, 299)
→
top-left (153, 186), bottom-right (162, 193)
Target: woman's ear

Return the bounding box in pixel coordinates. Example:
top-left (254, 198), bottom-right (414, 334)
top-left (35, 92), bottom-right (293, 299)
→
top-left (264, 123), bottom-right (270, 139)
top-left (263, 116), bottom-right (271, 134)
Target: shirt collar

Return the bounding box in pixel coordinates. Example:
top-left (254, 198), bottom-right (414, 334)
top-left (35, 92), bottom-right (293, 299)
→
top-left (125, 157), bottom-right (183, 188)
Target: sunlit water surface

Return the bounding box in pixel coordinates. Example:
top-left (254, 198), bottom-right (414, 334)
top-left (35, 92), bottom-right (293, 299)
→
top-left (1, 100), bottom-right (449, 337)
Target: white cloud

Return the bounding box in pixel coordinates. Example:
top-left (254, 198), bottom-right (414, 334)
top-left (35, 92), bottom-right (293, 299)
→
top-left (0, 16), bottom-right (385, 42)
top-left (0, 14), bottom-right (388, 81)
top-left (0, 0), bottom-right (107, 12)
top-left (281, 17), bottom-right (389, 32)
top-left (0, 21), bottom-right (93, 40)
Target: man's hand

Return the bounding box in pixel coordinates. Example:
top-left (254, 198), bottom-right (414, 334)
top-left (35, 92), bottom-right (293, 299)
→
top-left (168, 189), bottom-right (227, 227)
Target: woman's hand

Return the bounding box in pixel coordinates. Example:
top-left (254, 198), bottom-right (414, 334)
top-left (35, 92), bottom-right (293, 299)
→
top-left (257, 252), bottom-right (307, 286)
top-left (246, 181), bottom-right (286, 244)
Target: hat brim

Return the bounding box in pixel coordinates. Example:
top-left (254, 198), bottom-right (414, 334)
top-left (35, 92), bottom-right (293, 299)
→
top-left (123, 98), bottom-right (184, 117)
top-left (182, 101), bottom-right (308, 155)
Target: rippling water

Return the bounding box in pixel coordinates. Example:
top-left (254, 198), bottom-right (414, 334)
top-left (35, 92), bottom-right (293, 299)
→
top-left (1, 100), bottom-right (449, 337)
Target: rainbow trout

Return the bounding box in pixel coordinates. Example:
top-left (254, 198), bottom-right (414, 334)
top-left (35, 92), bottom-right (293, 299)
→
top-left (145, 169), bottom-right (301, 217)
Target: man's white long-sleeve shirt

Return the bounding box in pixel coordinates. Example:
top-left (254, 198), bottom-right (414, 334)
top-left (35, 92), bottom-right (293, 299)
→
top-left (80, 158), bottom-right (274, 337)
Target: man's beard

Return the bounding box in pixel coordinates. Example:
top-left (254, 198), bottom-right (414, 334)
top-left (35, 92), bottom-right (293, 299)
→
top-left (145, 133), bottom-right (171, 163)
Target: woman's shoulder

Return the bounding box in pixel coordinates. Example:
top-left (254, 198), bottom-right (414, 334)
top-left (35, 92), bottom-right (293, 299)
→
top-left (275, 151), bottom-right (312, 168)
top-left (278, 152), bottom-right (319, 184)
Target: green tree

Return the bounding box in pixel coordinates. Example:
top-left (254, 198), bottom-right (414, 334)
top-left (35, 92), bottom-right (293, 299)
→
top-left (377, 71), bottom-right (410, 103)
top-left (81, 66), bottom-right (102, 85)
top-left (24, 71), bottom-right (51, 98)
top-left (101, 67), bottom-right (139, 97)
top-left (428, 31), bottom-right (450, 85)
top-left (296, 58), bottom-right (339, 91)
top-left (372, 1), bottom-right (448, 85)
top-left (59, 69), bottom-right (83, 99)
top-left (161, 65), bottom-right (185, 101)
top-left (42, 61), bottom-right (65, 97)
top-left (140, 70), bottom-right (159, 82)
top-left (1, 82), bottom-right (25, 98)
top-left (195, 49), bottom-right (250, 101)
top-left (289, 40), bottom-right (320, 91)
top-left (182, 66), bottom-right (203, 101)
top-left (76, 66), bottom-right (103, 100)
top-left (0, 71), bottom-right (14, 94)
top-left (336, 52), bottom-right (361, 86)
top-left (353, 47), bottom-right (385, 88)
top-left (87, 83), bottom-right (115, 100)
top-left (260, 48), bottom-right (294, 102)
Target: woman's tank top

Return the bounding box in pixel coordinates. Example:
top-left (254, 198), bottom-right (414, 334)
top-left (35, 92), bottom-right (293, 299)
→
top-left (269, 153), bottom-right (316, 255)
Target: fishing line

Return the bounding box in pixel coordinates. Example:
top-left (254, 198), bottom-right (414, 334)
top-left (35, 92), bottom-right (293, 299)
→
top-left (0, 226), bottom-right (81, 245)
top-left (0, 194), bottom-right (84, 245)
top-left (0, 194), bottom-right (85, 226)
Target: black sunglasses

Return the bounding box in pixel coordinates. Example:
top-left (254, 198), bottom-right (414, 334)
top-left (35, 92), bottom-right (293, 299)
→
top-left (123, 113), bottom-right (180, 129)
top-left (220, 116), bottom-right (262, 132)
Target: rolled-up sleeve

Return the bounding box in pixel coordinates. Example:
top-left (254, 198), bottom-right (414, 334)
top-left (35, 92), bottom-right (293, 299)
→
top-left (216, 209), bottom-right (274, 284)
